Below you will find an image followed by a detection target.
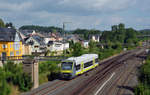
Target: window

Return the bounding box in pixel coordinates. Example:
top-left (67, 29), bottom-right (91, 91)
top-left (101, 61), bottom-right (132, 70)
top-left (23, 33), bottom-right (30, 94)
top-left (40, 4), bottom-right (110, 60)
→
top-left (76, 64), bottom-right (81, 70)
top-left (55, 44), bottom-right (61, 47)
top-left (34, 46), bottom-right (39, 48)
top-left (16, 51), bottom-right (19, 55)
top-left (2, 44), bottom-right (7, 49)
top-left (10, 44), bottom-right (11, 48)
top-left (84, 61), bottom-right (93, 68)
top-left (10, 52), bottom-right (14, 56)
top-left (61, 62), bottom-right (73, 70)
top-left (14, 43), bottom-right (20, 50)
top-left (95, 58), bottom-right (99, 63)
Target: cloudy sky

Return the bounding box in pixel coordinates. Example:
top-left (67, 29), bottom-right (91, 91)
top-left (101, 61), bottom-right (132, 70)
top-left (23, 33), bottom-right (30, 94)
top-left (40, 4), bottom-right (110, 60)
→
top-left (0, 0), bottom-right (150, 30)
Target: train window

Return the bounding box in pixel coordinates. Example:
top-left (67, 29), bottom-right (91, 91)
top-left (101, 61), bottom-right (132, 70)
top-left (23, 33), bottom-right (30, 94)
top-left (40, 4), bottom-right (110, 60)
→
top-left (76, 64), bottom-right (81, 70)
top-left (84, 61), bottom-right (93, 68)
top-left (61, 62), bottom-right (73, 70)
top-left (95, 58), bottom-right (99, 63)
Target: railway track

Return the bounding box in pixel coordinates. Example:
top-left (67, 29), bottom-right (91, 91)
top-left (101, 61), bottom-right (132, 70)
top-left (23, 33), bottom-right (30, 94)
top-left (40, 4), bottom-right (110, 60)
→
top-left (23, 48), bottom-right (145, 95)
top-left (105, 56), bottom-right (136, 95)
top-left (56, 49), bottom-right (143, 95)
top-left (69, 51), bottom-right (136, 95)
top-left (115, 51), bottom-right (146, 95)
top-left (23, 80), bottom-right (68, 95)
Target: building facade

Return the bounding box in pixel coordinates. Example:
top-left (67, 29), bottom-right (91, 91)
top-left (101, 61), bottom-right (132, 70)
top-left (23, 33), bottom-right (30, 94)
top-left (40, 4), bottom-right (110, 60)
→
top-left (0, 28), bottom-right (23, 58)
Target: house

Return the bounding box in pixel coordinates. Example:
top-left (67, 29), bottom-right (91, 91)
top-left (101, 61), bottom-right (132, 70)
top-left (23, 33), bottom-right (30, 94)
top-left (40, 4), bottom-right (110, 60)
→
top-left (47, 41), bottom-right (69, 52)
top-left (18, 32), bottom-right (32, 55)
top-left (22, 44), bottom-right (32, 55)
top-left (25, 35), bottom-right (46, 53)
top-left (49, 32), bottom-right (63, 42)
top-left (66, 34), bottom-right (80, 43)
top-left (0, 28), bottom-right (23, 58)
top-left (89, 34), bottom-right (100, 42)
top-left (19, 29), bottom-right (34, 37)
top-left (82, 41), bottom-right (89, 48)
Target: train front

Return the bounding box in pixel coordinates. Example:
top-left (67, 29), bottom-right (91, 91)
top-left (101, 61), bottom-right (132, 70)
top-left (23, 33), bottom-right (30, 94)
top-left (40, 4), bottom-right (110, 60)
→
top-left (61, 61), bottom-right (74, 79)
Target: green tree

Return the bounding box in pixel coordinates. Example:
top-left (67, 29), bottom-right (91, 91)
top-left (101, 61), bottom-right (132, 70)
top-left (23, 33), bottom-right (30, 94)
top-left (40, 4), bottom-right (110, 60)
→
top-left (69, 40), bottom-right (74, 49)
top-left (72, 42), bottom-right (83, 56)
top-left (73, 29), bottom-right (101, 40)
top-left (5, 22), bottom-right (15, 29)
top-left (0, 68), bottom-right (11, 95)
top-left (0, 18), bottom-right (5, 28)
top-left (118, 23), bottom-right (125, 30)
top-left (125, 28), bottom-right (137, 44)
top-left (111, 25), bottom-right (118, 32)
top-left (89, 40), bottom-right (97, 52)
top-left (17, 73), bottom-right (32, 91)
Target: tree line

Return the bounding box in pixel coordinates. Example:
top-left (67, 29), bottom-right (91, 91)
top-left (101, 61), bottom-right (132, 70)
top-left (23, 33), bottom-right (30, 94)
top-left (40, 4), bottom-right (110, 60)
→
top-left (73, 29), bottom-right (101, 40)
top-left (19, 25), bottom-right (63, 33)
top-left (0, 18), bottom-right (15, 29)
top-left (100, 23), bottom-right (138, 47)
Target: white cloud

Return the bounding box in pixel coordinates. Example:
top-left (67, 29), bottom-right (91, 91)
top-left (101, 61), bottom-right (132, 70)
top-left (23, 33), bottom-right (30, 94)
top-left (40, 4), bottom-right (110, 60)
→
top-left (0, 0), bottom-right (149, 30)
top-left (57, 0), bottom-right (136, 12)
top-left (0, 1), bottom-right (32, 11)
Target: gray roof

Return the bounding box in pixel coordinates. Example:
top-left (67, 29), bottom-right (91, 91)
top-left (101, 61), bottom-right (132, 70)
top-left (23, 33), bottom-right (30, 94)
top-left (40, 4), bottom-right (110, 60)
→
top-left (0, 28), bottom-right (17, 41)
top-left (25, 35), bottom-right (45, 46)
top-left (32, 35), bottom-right (45, 45)
top-left (19, 30), bottom-right (33, 36)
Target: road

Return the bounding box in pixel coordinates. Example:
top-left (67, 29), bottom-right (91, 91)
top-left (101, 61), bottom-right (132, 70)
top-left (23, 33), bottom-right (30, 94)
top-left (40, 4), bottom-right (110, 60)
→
top-left (23, 48), bottom-right (147, 95)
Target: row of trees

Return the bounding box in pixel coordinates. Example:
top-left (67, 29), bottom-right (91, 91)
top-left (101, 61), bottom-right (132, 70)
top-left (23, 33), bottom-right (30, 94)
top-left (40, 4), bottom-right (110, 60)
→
top-left (73, 29), bottom-right (101, 40)
top-left (19, 25), bottom-right (63, 33)
top-left (101, 23), bottom-right (138, 47)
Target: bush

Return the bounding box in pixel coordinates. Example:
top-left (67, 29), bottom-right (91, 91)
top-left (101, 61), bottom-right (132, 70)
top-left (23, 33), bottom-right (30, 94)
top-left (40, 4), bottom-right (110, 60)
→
top-left (3, 61), bottom-right (32, 92)
top-left (39, 61), bottom-right (60, 83)
top-left (0, 68), bottom-right (11, 95)
top-left (135, 56), bottom-right (150, 94)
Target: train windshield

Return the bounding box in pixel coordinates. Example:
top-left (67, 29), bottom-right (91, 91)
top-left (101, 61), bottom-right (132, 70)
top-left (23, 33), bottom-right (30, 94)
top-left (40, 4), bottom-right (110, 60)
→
top-left (61, 62), bottom-right (73, 70)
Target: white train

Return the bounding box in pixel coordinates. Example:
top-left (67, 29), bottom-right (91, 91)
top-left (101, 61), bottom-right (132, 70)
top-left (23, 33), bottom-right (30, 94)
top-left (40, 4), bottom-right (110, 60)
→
top-left (61, 54), bottom-right (99, 79)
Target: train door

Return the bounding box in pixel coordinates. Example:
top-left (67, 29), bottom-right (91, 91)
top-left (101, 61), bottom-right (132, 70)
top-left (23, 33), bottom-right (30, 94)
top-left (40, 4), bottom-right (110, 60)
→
top-left (75, 63), bottom-right (82, 75)
top-left (72, 62), bottom-right (76, 78)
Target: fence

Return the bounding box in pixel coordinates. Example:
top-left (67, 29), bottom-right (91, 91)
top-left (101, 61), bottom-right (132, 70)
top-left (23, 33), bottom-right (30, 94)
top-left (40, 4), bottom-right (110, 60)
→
top-left (0, 56), bottom-right (68, 61)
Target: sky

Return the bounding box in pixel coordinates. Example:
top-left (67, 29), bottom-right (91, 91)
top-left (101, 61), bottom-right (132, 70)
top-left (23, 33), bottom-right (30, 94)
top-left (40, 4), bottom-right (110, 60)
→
top-left (0, 0), bottom-right (150, 30)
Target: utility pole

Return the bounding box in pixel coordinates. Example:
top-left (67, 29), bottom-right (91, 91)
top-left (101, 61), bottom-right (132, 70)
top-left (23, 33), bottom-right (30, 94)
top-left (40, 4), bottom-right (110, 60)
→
top-left (63, 22), bottom-right (71, 56)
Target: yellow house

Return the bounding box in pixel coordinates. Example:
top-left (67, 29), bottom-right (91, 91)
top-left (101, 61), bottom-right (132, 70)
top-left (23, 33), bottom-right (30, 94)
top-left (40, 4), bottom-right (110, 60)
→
top-left (0, 28), bottom-right (23, 59)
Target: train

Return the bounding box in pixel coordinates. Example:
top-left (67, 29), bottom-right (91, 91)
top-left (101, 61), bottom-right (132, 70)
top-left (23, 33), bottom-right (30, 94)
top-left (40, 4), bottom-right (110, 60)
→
top-left (60, 54), bottom-right (99, 79)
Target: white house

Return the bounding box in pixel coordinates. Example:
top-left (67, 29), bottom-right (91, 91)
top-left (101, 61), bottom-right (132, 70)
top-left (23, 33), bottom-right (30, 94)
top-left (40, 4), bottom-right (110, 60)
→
top-left (48, 41), bottom-right (69, 52)
top-left (83, 41), bottom-right (89, 48)
top-left (25, 35), bottom-right (46, 53)
top-left (89, 35), bottom-right (100, 42)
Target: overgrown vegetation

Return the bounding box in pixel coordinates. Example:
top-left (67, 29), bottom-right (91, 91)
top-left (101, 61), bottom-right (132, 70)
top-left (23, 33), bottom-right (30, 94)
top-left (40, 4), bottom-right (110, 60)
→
top-left (134, 56), bottom-right (150, 95)
top-left (39, 61), bottom-right (60, 84)
top-left (0, 61), bottom-right (32, 95)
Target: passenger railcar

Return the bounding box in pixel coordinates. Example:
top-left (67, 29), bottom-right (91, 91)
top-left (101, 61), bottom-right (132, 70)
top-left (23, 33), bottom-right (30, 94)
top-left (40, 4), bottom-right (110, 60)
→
top-left (61, 54), bottom-right (99, 79)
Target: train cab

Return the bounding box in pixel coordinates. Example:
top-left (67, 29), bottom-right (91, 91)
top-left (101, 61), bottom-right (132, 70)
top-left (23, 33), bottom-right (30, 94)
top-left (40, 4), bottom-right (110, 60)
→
top-left (61, 61), bottom-right (75, 79)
